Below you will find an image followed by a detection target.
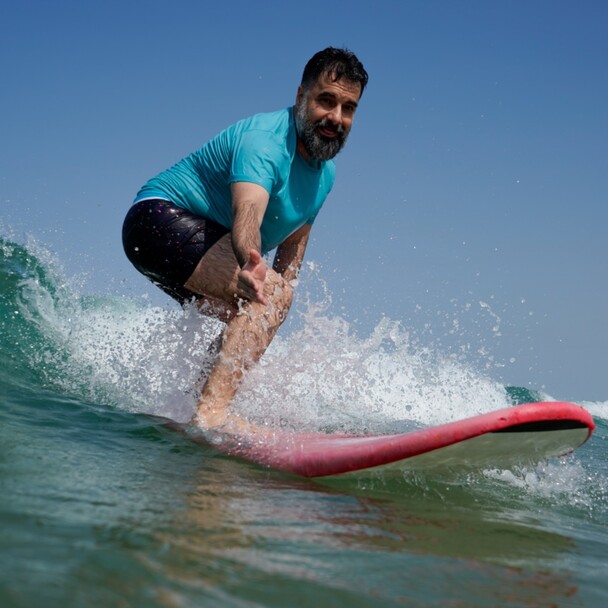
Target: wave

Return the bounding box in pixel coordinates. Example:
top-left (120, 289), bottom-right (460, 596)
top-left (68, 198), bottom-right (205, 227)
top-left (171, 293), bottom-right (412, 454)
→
top-left (581, 401), bottom-right (608, 422)
top-left (0, 236), bottom-right (570, 430)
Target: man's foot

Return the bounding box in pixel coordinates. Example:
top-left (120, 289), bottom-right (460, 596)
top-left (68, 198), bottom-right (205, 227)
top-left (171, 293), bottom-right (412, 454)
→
top-left (192, 407), bottom-right (230, 430)
top-left (191, 407), bottom-right (273, 448)
top-left (192, 406), bottom-right (256, 434)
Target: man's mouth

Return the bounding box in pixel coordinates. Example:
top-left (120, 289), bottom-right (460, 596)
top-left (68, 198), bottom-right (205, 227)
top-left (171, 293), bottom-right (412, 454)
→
top-left (317, 124), bottom-right (339, 138)
top-left (319, 127), bottom-right (338, 139)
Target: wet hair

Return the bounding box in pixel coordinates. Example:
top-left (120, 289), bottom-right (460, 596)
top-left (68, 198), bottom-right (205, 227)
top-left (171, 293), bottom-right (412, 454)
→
top-left (301, 47), bottom-right (368, 96)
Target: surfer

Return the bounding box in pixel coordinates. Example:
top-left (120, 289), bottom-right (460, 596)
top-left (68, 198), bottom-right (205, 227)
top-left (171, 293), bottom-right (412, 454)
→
top-left (122, 47), bottom-right (368, 432)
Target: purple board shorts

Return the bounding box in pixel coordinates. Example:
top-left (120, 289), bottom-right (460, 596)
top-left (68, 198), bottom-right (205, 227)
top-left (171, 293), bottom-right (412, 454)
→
top-left (122, 199), bottom-right (229, 303)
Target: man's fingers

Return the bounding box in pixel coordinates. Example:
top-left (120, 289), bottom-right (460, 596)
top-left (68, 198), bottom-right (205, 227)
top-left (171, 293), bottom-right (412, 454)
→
top-left (248, 249), bottom-right (261, 265)
top-left (237, 271), bottom-right (268, 305)
top-left (239, 250), bottom-right (267, 302)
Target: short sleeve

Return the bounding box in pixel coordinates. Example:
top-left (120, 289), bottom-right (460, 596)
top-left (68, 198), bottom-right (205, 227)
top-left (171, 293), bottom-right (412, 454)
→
top-left (230, 130), bottom-right (287, 194)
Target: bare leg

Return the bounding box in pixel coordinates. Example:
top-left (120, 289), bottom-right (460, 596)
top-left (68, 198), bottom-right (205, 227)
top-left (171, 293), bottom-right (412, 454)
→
top-left (184, 234), bottom-right (292, 430)
top-left (195, 294), bottom-right (237, 323)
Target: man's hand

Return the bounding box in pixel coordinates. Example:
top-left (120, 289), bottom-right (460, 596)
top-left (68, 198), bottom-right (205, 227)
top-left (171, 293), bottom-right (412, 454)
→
top-left (237, 249), bottom-right (268, 305)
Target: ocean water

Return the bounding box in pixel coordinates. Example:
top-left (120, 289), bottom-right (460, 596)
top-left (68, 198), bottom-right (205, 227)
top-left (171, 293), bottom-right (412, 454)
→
top-left (1, 235), bottom-right (607, 608)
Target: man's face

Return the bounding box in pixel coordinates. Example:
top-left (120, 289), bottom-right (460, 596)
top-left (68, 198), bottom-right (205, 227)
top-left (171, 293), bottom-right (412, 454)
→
top-left (295, 72), bottom-right (362, 161)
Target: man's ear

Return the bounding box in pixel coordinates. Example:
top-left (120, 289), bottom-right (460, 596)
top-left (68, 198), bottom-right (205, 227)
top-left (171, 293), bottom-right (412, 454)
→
top-left (295, 85), bottom-right (304, 107)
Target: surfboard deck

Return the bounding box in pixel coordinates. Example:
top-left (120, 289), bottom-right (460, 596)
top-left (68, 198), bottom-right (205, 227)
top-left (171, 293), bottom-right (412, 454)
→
top-left (164, 402), bottom-right (594, 479)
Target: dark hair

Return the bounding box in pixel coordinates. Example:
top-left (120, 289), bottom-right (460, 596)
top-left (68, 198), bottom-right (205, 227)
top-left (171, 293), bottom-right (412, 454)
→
top-left (301, 47), bottom-right (368, 96)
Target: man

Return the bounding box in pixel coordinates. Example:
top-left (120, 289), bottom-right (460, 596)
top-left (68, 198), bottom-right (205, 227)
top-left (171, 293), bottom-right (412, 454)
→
top-left (122, 47), bottom-right (368, 433)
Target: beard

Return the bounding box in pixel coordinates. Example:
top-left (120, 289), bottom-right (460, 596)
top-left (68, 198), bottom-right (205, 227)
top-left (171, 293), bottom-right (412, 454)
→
top-left (295, 99), bottom-right (349, 161)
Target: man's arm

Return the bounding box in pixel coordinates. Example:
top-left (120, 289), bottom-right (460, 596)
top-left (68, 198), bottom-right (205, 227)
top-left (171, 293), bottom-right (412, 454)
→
top-left (272, 223), bottom-right (312, 284)
top-left (231, 182), bottom-right (269, 266)
top-left (231, 182), bottom-right (270, 304)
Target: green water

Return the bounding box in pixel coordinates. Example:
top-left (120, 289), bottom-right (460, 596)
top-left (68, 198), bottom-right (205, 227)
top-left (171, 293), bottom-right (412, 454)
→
top-left (1, 237), bottom-right (607, 607)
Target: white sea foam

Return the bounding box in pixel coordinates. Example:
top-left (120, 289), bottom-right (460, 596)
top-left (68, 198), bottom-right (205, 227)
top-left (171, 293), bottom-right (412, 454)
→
top-left (16, 248), bottom-right (512, 428)
top-left (20, 286), bottom-right (223, 422)
top-left (482, 455), bottom-right (608, 518)
top-left (235, 311), bottom-right (511, 432)
top-left (17, 237), bottom-right (600, 433)
top-left (581, 401), bottom-right (608, 421)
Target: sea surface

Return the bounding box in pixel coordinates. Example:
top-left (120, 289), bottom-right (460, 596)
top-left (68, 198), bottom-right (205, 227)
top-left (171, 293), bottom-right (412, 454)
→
top-left (1, 236), bottom-right (607, 608)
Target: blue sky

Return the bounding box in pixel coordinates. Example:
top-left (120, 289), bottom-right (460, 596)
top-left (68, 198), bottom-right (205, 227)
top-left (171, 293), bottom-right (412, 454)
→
top-left (1, 0), bottom-right (606, 401)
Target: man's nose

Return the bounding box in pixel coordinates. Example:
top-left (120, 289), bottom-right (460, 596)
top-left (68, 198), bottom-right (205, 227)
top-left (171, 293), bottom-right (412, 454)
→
top-left (327, 105), bottom-right (342, 124)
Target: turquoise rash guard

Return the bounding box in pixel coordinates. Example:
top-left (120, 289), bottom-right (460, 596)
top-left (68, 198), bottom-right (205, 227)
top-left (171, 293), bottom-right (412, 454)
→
top-left (135, 107), bottom-right (336, 253)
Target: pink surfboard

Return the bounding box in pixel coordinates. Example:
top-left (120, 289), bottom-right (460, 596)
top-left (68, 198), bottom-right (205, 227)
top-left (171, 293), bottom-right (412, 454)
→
top-left (193, 402), bottom-right (594, 478)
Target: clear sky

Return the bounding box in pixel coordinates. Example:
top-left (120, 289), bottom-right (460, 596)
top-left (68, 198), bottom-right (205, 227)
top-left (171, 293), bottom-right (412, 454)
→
top-left (1, 0), bottom-right (606, 401)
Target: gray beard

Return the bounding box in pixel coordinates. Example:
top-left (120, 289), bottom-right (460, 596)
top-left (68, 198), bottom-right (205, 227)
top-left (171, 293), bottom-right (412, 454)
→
top-left (295, 102), bottom-right (348, 161)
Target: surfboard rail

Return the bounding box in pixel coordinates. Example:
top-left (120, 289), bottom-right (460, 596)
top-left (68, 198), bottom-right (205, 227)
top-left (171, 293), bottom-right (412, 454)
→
top-left (220, 402), bottom-right (595, 478)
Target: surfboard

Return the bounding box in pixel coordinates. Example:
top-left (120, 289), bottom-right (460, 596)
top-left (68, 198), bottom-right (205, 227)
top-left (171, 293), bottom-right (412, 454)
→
top-left (187, 401), bottom-right (594, 479)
